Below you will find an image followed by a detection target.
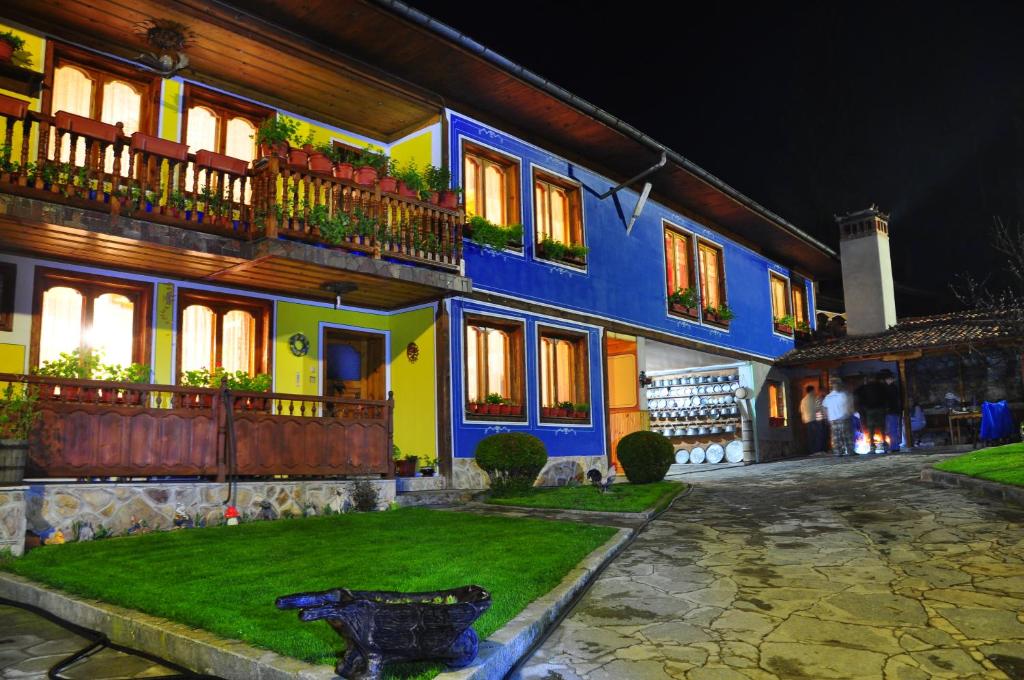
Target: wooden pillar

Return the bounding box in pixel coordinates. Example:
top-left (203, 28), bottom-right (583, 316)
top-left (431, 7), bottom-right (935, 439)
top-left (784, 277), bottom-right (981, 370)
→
top-left (899, 358), bottom-right (912, 450)
top-left (435, 300), bottom-right (453, 482)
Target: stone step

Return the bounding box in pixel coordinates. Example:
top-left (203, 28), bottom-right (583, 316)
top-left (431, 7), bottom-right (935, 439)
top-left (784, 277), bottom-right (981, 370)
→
top-left (394, 489), bottom-right (478, 507)
top-left (396, 476), bottom-right (447, 493)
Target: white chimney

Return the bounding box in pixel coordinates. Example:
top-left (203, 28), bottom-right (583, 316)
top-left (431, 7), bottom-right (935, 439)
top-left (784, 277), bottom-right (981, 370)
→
top-left (836, 206), bottom-right (897, 336)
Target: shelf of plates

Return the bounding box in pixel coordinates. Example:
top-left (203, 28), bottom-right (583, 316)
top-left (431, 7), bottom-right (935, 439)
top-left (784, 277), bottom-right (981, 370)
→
top-left (645, 367), bottom-right (747, 464)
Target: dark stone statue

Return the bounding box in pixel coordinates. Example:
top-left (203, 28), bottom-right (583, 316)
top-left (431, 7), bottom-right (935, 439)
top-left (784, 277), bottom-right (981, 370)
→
top-left (276, 585), bottom-right (491, 680)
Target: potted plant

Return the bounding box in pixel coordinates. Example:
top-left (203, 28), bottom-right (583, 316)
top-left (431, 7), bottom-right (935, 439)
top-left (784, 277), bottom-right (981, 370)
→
top-left (228, 371), bottom-right (273, 410)
top-left (774, 314), bottom-right (795, 335)
top-left (309, 142), bottom-right (334, 174)
top-left (542, 405), bottom-right (556, 418)
top-left (331, 147), bottom-right (355, 181)
top-left (425, 164), bottom-right (454, 206)
top-left (704, 303), bottom-right (735, 327)
top-left (468, 400), bottom-right (481, 414)
top-left (506, 401), bottom-right (522, 416)
top-left (180, 368), bottom-right (215, 407)
top-left (465, 216), bottom-right (523, 251)
top-left (394, 161), bottom-right (423, 199)
top-left (0, 381), bottom-right (39, 484)
top-left (255, 116), bottom-right (299, 160)
top-left (668, 287), bottom-right (700, 318)
top-left (353, 148), bottom-right (388, 187)
top-left (99, 362), bottom-right (151, 404)
top-left (538, 238), bottom-right (587, 266)
top-left (795, 319), bottom-right (812, 341)
top-left (0, 31), bottom-right (25, 64)
top-left (394, 443), bottom-right (419, 477)
top-left (34, 349), bottom-right (101, 400)
top-left (555, 401), bottom-right (573, 418)
top-left (378, 157), bottom-right (399, 193)
top-left (484, 392), bottom-right (504, 415)
top-left (168, 190), bottom-right (186, 218)
top-left (419, 462), bottom-right (435, 477)
top-left (573, 403), bottom-right (589, 419)
top-left (288, 132), bottom-right (313, 170)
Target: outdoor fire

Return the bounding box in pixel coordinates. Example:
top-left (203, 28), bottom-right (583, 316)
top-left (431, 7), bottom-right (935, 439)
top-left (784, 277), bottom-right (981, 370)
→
top-left (854, 430), bottom-right (890, 455)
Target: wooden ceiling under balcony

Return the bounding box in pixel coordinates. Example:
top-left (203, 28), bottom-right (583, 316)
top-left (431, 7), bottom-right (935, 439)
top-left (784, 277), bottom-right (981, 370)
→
top-left (2, 0), bottom-right (443, 142)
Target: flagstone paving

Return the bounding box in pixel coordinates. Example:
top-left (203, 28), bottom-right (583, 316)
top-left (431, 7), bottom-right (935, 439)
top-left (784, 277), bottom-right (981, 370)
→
top-left (513, 453), bottom-right (1024, 680)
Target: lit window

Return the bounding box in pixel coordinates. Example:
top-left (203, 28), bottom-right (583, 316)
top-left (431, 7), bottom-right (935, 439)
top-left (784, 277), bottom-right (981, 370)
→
top-left (463, 145), bottom-right (518, 226)
top-left (768, 380), bottom-right (787, 427)
top-left (608, 353), bottom-right (637, 409)
top-left (665, 225), bottom-right (696, 315)
top-left (183, 86), bottom-right (266, 200)
top-left (792, 279), bottom-right (808, 328)
top-left (770, 273), bottom-right (791, 326)
top-left (177, 291), bottom-right (270, 379)
top-left (464, 317), bottom-right (524, 415)
top-left (539, 328), bottom-right (589, 418)
top-left (698, 241), bottom-right (725, 311)
top-left (534, 172), bottom-right (582, 248)
top-left (35, 271), bottom-right (149, 369)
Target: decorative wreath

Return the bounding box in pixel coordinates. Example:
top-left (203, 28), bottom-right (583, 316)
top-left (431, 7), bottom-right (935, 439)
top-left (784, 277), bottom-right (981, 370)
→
top-left (288, 332), bottom-right (310, 357)
top-left (406, 342), bottom-right (420, 363)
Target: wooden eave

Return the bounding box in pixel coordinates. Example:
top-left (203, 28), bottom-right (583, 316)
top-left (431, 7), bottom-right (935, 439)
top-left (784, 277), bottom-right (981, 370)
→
top-left (0, 195), bottom-right (471, 310)
top-left (1, 0), bottom-right (442, 142)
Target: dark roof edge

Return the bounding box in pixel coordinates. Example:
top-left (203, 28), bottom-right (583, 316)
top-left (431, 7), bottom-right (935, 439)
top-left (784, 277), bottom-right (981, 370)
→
top-left (372, 0), bottom-right (838, 262)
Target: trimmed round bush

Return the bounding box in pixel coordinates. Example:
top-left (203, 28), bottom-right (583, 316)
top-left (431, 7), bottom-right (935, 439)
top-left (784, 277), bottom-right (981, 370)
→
top-left (475, 432), bottom-right (548, 496)
top-left (616, 431), bottom-right (674, 483)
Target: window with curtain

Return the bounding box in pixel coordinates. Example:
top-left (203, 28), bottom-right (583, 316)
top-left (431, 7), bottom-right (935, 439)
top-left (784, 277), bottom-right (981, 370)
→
top-left (464, 317), bottom-right (524, 414)
top-left (177, 290), bottom-right (270, 378)
top-left (770, 273), bottom-right (791, 323)
top-left (768, 380), bottom-right (788, 427)
top-left (664, 225), bottom-right (695, 300)
top-left (463, 144), bottom-right (518, 226)
top-left (792, 279), bottom-right (808, 327)
top-left (539, 329), bottom-right (589, 415)
top-left (697, 241), bottom-right (725, 311)
top-left (48, 47), bottom-right (155, 174)
top-left (534, 171), bottom-right (582, 248)
top-left (35, 270), bottom-right (150, 369)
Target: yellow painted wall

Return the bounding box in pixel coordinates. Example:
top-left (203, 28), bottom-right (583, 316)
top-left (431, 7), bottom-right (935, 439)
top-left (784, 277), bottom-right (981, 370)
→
top-left (160, 80), bottom-right (182, 142)
top-left (0, 343), bottom-right (24, 374)
top-left (390, 127), bottom-right (435, 171)
top-left (154, 283), bottom-right (175, 384)
top-left (275, 301), bottom-right (437, 462)
top-left (0, 22), bottom-right (45, 161)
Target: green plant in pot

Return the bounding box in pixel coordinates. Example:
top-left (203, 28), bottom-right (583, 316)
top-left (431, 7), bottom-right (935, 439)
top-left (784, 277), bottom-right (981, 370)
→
top-left (668, 287), bottom-right (700, 318)
top-left (423, 164), bottom-right (453, 205)
top-left (255, 116), bottom-right (300, 159)
top-left (573, 402), bottom-right (590, 419)
top-left (557, 400), bottom-right (575, 418)
top-left (0, 381), bottom-right (40, 484)
top-left (484, 392), bottom-right (505, 415)
top-left (353, 147), bottom-right (389, 187)
top-left (309, 142), bottom-right (335, 174)
top-left (394, 161), bottom-right (423, 199)
top-left (774, 314), bottom-right (795, 334)
top-left (705, 303), bottom-right (734, 325)
top-left (0, 31), bottom-right (26, 64)
top-left (392, 444), bottom-right (419, 477)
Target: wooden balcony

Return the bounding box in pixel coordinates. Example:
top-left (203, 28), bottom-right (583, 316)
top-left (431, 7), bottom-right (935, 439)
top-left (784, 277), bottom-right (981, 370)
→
top-left (0, 96), bottom-right (469, 308)
top-left (4, 373), bottom-right (395, 481)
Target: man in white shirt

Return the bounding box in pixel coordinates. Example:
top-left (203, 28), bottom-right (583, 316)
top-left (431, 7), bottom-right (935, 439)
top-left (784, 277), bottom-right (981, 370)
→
top-left (800, 385), bottom-right (827, 453)
top-left (822, 378), bottom-right (854, 456)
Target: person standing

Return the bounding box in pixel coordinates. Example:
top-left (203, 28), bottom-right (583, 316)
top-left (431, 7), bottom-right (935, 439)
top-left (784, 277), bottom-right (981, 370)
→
top-left (800, 385), bottom-right (827, 454)
top-left (822, 378), bottom-right (854, 456)
top-left (882, 370), bottom-right (902, 452)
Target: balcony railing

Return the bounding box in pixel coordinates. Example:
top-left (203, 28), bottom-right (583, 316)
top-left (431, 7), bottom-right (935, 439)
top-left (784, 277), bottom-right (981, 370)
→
top-left (0, 95), bottom-right (463, 270)
top-left (3, 373), bottom-right (395, 480)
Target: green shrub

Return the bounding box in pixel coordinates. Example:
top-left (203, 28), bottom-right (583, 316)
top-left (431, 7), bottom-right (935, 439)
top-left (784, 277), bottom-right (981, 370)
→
top-left (475, 432), bottom-right (548, 496)
top-left (616, 431), bottom-right (674, 484)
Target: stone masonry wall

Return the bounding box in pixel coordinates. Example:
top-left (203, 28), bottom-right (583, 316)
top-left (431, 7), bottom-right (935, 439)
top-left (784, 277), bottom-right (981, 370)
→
top-left (0, 486), bottom-right (27, 556)
top-left (451, 455), bottom-right (609, 490)
top-left (26, 479), bottom-right (396, 538)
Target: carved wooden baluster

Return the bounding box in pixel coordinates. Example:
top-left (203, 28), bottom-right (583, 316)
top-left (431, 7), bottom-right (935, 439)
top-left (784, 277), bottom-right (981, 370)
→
top-left (66, 132), bottom-right (79, 191)
top-left (191, 163), bottom-right (200, 223)
top-left (2, 115), bottom-right (13, 173)
top-left (226, 170), bottom-right (236, 228)
top-left (20, 117), bottom-right (32, 184)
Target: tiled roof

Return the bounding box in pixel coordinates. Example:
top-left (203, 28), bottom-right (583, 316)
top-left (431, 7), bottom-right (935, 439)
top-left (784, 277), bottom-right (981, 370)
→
top-left (778, 307), bottom-right (1024, 364)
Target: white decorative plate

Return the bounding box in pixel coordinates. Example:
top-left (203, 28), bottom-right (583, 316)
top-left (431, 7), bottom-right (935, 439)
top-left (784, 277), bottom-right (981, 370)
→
top-left (675, 448), bottom-right (689, 464)
top-left (689, 446), bottom-right (706, 464)
top-left (706, 444), bottom-right (725, 464)
top-left (725, 440), bottom-right (743, 463)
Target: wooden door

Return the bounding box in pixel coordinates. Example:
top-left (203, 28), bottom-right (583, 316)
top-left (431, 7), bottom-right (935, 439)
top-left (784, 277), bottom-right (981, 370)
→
top-left (323, 330), bottom-right (385, 400)
top-left (606, 335), bottom-right (641, 468)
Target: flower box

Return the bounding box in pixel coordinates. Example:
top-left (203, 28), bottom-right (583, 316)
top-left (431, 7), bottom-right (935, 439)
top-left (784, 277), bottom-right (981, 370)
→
top-left (130, 132), bottom-right (188, 162)
top-left (774, 322), bottom-right (794, 335)
top-left (670, 303), bottom-right (699, 319)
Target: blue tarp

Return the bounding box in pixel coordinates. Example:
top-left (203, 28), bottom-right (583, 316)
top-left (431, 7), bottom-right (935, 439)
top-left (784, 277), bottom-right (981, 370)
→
top-left (980, 400), bottom-right (1015, 440)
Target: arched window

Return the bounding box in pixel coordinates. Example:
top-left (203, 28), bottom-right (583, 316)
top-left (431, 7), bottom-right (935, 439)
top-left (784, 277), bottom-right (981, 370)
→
top-left (34, 270), bottom-right (150, 370)
top-left (463, 315), bottom-right (525, 417)
top-left (177, 290), bottom-right (271, 379)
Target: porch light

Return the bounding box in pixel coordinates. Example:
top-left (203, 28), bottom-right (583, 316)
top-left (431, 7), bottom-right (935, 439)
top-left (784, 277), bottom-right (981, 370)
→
top-left (322, 281), bottom-right (358, 310)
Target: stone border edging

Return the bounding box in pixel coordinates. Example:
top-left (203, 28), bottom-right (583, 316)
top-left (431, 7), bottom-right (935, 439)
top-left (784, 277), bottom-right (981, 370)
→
top-left (921, 465), bottom-right (1024, 506)
top-left (474, 483), bottom-right (690, 521)
top-left (0, 527), bottom-right (633, 680)
top-left (434, 527), bottom-right (633, 680)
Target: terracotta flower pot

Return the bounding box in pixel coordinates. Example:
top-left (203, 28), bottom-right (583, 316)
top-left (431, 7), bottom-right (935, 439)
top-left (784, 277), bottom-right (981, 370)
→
top-left (354, 167), bottom-right (377, 186)
top-left (499, 404), bottom-right (512, 416)
top-left (259, 141), bottom-right (289, 159)
top-left (308, 151), bottom-right (333, 174)
top-left (288, 147), bottom-right (309, 170)
top-left (333, 162), bottom-right (354, 180)
top-left (0, 41), bottom-right (14, 63)
top-left (439, 191), bottom-right (459, 209)
top-left (468, 402), bottom-right (480, 414)
top-left (671, 303), bottom-right (698, 318)
top-left (397, 181), bottom-right (418, 199)
top-left (426, 191), bottom-right (440, 205)
top-left (379, 175), bottom-right (398, 193)
top-left (510, 404), bottom-right (522, 416)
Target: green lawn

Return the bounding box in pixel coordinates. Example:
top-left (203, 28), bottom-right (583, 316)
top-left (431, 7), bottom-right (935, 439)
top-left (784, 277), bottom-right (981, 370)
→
top-left (1, 508), bottom-right (616, 679)
top-left (934, 443), bottom-right (1024, 487)
top-left (486, 481), bottom-right (686, 513)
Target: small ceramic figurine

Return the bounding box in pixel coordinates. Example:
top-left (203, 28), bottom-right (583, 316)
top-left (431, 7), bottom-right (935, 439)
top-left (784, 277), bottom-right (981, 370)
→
top-left (173, 504), bottom-right (194, 529)
top-left (78, 523), bottom-right (95, 541)
top-left (44, 529), bottom-right (65, 545)
top-left (224, 506), bottom-right (240, 526)
top-left (257, 500), bottom-right (278, 521)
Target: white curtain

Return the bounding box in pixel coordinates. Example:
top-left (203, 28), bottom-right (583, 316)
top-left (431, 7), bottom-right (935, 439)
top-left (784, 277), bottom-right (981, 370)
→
top-left (185, 106), bottom-right (217, 193)
top-left (465, 326), bottom-right (479, 402)
top-left (91, 293), bottom-right (134, 367)
top-left (225, 117), bottom-right (255, 202)
top-left (484, 164), bottom-right (504, 224)
top-left (51, 66), bottom-right (93, 164)
top-left (39, 286), bottom-right (83, 364)
top-left (181, 305), bottom-right (215, 373)
top-left (222, 309), bottom-right (254, 375)
top-left (100, 80), bottom-right (141, 176)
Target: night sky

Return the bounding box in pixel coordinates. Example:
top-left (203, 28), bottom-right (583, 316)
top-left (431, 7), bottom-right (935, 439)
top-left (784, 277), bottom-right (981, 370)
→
top-left (407, 0), bottom-right (1024, 315)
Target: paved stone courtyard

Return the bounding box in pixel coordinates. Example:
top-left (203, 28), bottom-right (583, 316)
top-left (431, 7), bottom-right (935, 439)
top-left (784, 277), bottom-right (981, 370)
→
top-left (514, 453), bottom-right (1024, 680)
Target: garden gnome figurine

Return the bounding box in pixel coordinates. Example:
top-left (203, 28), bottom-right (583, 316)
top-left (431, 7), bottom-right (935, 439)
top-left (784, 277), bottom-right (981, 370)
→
top-left (224, 505), bottom-right (240, 526)
top-left (173, 504), bottom-right (194, 529)
top-left (78, 523), bottom-right (94, 541)
top-left (258, 499), bottom-right (277, 521)
top-left (44, 529), bottom-right (65, 545)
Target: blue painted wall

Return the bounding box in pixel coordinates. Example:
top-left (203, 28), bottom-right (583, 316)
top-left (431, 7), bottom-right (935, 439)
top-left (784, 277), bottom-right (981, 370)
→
top-left (449, 298), bottom-right (606, 460)
top-left (449, 111), bottom-right (816, 361)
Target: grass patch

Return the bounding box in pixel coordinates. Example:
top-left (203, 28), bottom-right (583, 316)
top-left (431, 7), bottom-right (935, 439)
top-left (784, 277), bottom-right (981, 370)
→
top-left (934, 443), bottom-right (1024, 487)
top-left (486, 481), bottom-right (686, 513)
top-left (2, 508), bottom-right (616, 679)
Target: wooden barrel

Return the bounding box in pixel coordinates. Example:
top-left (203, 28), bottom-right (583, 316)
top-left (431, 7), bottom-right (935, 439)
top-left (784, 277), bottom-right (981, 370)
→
top-left (0, 439), bottom-right (28, 484)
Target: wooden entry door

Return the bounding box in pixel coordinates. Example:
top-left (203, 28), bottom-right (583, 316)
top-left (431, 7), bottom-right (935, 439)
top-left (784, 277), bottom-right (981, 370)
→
top-left (323, 329), bottom-right (386, 400)
top-left (606, 335), bottom-right (642, 468)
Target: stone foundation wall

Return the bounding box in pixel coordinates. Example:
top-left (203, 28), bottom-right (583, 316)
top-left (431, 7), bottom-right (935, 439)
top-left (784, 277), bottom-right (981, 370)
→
top-left (0, 487), bottom-right (27, 556)
top-left (451, 455), bottom-right (609, 490)
top-left (25, 479), bottom-right (396, 538)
